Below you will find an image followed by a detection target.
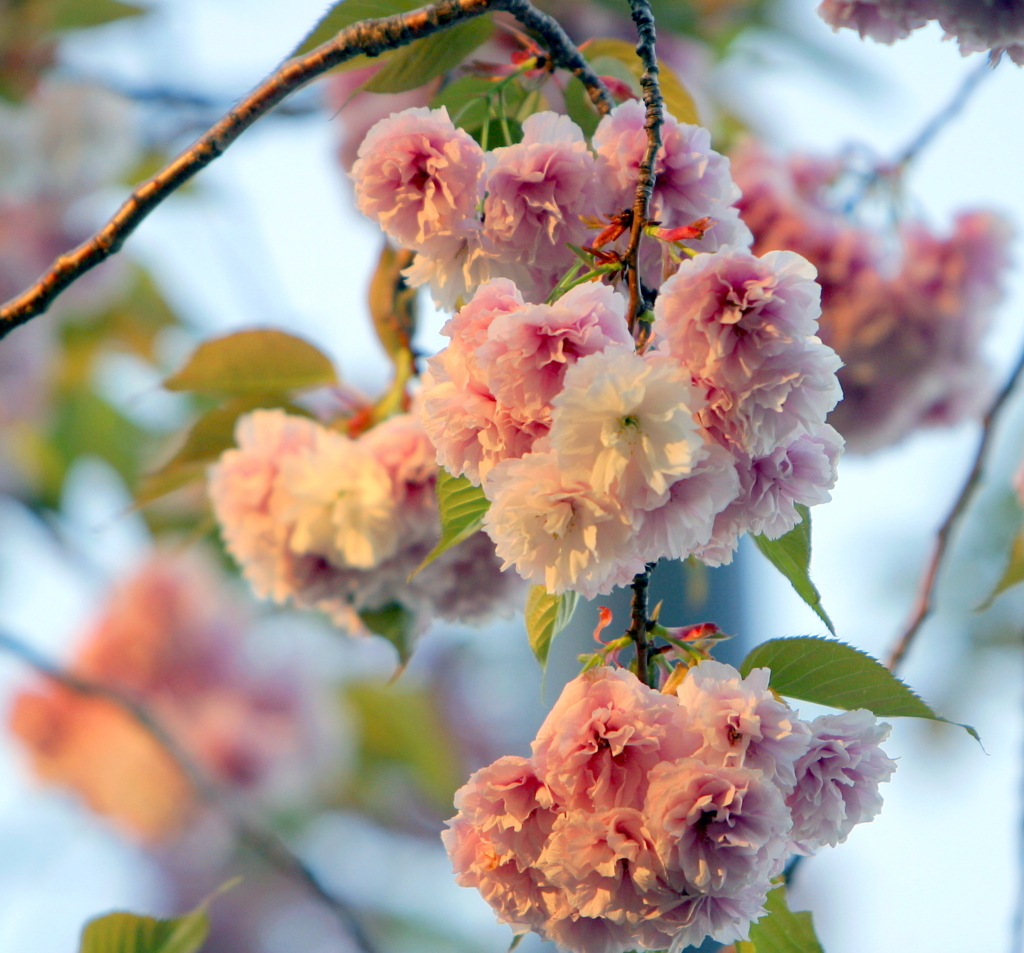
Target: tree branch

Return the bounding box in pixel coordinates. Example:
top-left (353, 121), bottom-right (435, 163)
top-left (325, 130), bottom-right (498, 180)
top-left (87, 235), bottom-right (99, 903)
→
top-left (885, 345), bottom-right (1024, 671)
top-left (627, 562), bottom-right (658, 688)
top-left (0, 0), bottom-right (610, 339)
top-left (0, 631), bottom-right (379, 953)
top-left (623, 0), bottom-right (664, 333)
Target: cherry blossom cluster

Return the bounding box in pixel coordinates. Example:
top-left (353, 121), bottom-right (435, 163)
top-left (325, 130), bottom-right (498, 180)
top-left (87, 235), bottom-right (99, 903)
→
top-left (731, 138), bottom-right (1011, 452)
top-left (420, 253), bottom-right (841, 596)
top-left (819, 0), bottom-right (1024, 63)
top-left (351, 101), bottom-right (751, 309)
top-left (444, 662), bottom-right (896, 952)
top-left (10, 551), bottom-right (316, 840)
top-left (208, 408), bottom-right (524, 634)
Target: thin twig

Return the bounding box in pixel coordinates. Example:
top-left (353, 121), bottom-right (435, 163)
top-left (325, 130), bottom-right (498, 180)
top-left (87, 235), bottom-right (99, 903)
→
top-left (846, 53), bottom-right (996, 213)
top-left (627, 562), bottom-right (658, 688)
top-left (0, 631), bottom-right (378, 953)
top-left (623, 0), bottom-right (664, 332)
top-left (0, 0), bottom-right (610, 339)
top-left (886, 345), bottom-right (1024, 671)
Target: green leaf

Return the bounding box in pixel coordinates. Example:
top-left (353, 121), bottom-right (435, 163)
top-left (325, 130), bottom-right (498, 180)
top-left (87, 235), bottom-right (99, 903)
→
top-left (345, 681), bottom-right (462, 810)
top-left (360, 602), bottom-right (416, 664)
top-left (563, 76), bottom-right (600, 138)
top-left (753, 505), bottom-right (835, 636)
top-left (415, 470), bottom-right (489, 573)
top-left (293, 0), bottom-right (419, 61)
top-left (583, 37), bottom-right (700, 125)
top-left (363, 15), bottom-right (494, 93)
top-left (740, 636), bottom-right (980, 741)
top-left (525, 587), bottom-right (579, 669)
top-left (79, 908), bottom-right (208, 953)
top-left (746, 886), bottom-right (824, 953)
top-left (164, 329), bottom-right (337, 398)
top-left (50, 0), bottom-right (145, 31)
top-left (979, 530), bottom-right (1024, 610)
top-left (430, 75), bottom-right (528, 135)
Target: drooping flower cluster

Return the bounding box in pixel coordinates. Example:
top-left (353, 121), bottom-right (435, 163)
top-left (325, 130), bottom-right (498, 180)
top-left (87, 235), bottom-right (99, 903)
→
top-left (444, 662), bottom-right (896, 952)
top-left (354, 104), bottom-right (843, 596)
top-left (731, 138), bottom-right (1011, 452)
top-left (818, 0), bottom-right (1024, 64)
top-left (207, 408), bottom-right (524, 635)
top-left (9, 551), bottom-right (316, 840)
top-left (352, 102), bottom-right (749, 308)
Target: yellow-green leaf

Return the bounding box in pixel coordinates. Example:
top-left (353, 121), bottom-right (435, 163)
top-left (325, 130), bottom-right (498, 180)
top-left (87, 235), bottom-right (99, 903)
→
top-left (51, 0), bottom-right (145, 31)
top-left (415, 470), bottom-right (489, 573)
top-left (740, 636), bottom-right (980, 742)
top-left (979, 529), bottom-right (1024, 610)
top-left (79, 908), bottom-right (208, 953)
top-left (164, 329), bottom-right (337, 398)
top-left (753, 505), bottom-right (835, 636)
top-left (526, 587), bottom-right (579, 669)
top-left (746, 886), bottom-right (824, 953)
top-left (363, 15), bottom-right (494, 93)
top-left (583, 37), bottom-right (700, 125)
top-left (293, 0), bottom-right (419, 62)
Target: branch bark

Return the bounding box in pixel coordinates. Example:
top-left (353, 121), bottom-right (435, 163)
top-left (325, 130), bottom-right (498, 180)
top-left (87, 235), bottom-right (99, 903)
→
top-left (0, 0), bottom-right (610, 339)
top-left (627, 562), bottom-right (658, 688)
top-left (0, 631), bottom-right (378, 953)
top-left (886, 345), bottom-right (1024, 671)
top-left (623, 0), bottom-right (665, 333)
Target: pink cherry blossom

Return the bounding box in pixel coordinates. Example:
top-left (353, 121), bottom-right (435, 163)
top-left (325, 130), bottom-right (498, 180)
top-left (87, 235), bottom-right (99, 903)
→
top-left (351, 106), bottom-right (486, 252)
top-left (644, 757), bottom-right (791, 896)
top-left (478, 281), bottom-right (633, 419)
top-left (787, 709), bottom-right (897, 852)
top-left (482, 112), bottom-right (602, 302)
top-left (531, 668), bottom-right (692, 813)
top-left (675, 661), bottom-right (812, 792)
top-left (482, 451), bottom-right (644, 599)
top-left (550, 348), bottom-right (707, 514)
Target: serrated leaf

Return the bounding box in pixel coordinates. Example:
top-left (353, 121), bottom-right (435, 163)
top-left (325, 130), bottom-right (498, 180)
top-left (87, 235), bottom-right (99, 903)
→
top-left (753, 505), bottom-right (835, 636)
top-left (292, 0), bottom-right (419, 70)
top-left (746, 886), bottom-right (824, 953)
top-left (740, 636), bottom-right (980, 741)
top-left (526, 587), bottom-right (579, 669)
top-left (164, 329), bottom-right (337, 398)
top-left (415, 470), bottom-right (489, 573)
top-left (51, 0), bottom-right (145, 31)
top-left (363, 15), bottom-right (493, 93)
top-left (583, 38), bottom-right (700, 125)
top-left (360, 602), bottom-right (416, 664)
top-left (979, 530), bottom-right (1024, 610)
top-left (79, 908), bottom-right (208, 953)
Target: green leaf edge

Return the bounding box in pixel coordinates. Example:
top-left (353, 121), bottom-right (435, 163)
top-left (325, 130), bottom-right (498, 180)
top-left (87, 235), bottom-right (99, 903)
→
top-left (740, 635), bottom-right (980, 743)
top-left (413, 470), bottom-right (490, 574)
top-left (525, 587), bottom-right (579, 669)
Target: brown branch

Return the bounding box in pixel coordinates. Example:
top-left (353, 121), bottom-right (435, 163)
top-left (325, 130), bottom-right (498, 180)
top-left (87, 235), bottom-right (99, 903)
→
top-left (0, 0), bottom-right (610, 339)
top-left (0, 631), bottom-right (379, 953)
top-left (623, 0), bottom-right (664, 333)
top-left (886, 345), bottom-right (1024, 671)
top-left (626, 562), bottom-right (658, 688)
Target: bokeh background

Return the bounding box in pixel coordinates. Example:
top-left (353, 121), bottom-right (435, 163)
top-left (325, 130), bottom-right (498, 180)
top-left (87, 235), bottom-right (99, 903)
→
top-left (0, 0), bottom-right (1022, 951)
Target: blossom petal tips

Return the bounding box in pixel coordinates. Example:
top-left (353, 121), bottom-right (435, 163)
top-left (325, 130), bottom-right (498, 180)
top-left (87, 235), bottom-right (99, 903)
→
top-left (351, 106), bottom-right (486, 252)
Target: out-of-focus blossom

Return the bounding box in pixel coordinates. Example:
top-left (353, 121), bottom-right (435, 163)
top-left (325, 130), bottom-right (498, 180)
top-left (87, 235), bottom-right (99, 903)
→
top-left (787, 709), bottom-right (897, 852)
top-left (818, 0), bottom-right (1024, 63)
top-left (445, 663), bottom-right (894, 952)
top-left (732, 139), bottom-right (1012, 452)
top-left (210, 409), bottom-right (523, 635)
top-left (10, 552), bottom-right (314, 840)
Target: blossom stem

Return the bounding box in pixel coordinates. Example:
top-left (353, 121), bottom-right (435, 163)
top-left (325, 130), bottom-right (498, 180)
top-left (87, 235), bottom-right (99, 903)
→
top-left (0, 630), bottom-right (380, 953)
top-left (623, 0), bottom-right (665, 334)
top-left (0, 0), bottom-right (611, 339)
top-left (627, 562), bottom-right (658, 688)
top-left (886, 343), bottom-right (1024, 671)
